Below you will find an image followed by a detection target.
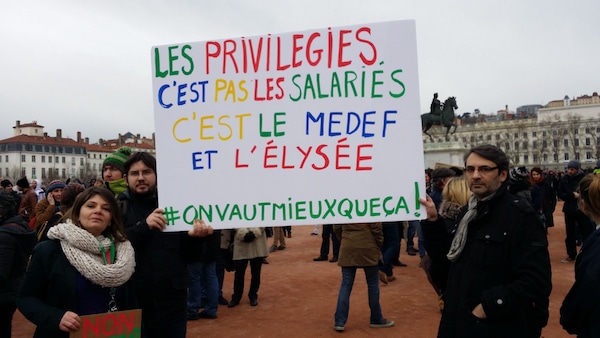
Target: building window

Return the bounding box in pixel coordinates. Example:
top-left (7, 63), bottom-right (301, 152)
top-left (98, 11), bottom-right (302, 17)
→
top-left (564, 153), bottom-right (569, 161)
top-left (575, 153), bottom-right (580, 160)
top-left (42, 168), bottom-right (46, 179)
top-left (62, 157), bottom-right (66, 164)
top-left (532, 140), bottom-right (537, 148)
top-left (523, 132), bottom-right (527, 138)
top-left (32, 167), bottom-right (36, 178)
top-left (523, 142), bottom-right (528, 150)
top-left (532, 132), bottom-right (536, 137)
top-left (575, 139), bottom-right (580, 146)
top-left (71, 157), bottom-right (75, 165)
top-left (586, 138), bottom-right (591, 146)
top-left (32, 155), bottom-right (36, 163)
top-left (49, 156), bottom-right (52, 163)
top-left (533, 155), bottom-right (538, 163)
top-left (514, 142), bottom-right (519, 150)
top-left (586, 127), bottom-right (590, 133)
top-left (21, 155), bottom-right (26, 162)
top-left (62, 168), bottom-right (66, 178)
top-left (55, 156), bottom-right (59, 163)
top-left (21, 167), bottom-right (26, 177)
top-left (574, 129), bottom-right (579, 134)
top-left (524, 155), bottom-right (529, 163)
top-left (564, 139), bottom-right (568, 147)
top-left (505, 142), bottom-right (510, 150)
top-left (80, 158), bottom-right (84, 165)
top-left (543, 154), bottom-right (548, 162)
top-left (41, 155), bottom-right (45, 163)
top-left (586, 152), bottom-right (592, 159)
top-left (4, 156), bottom-right (7, 162)
top-left (542, 131), bottom-right (547, 136)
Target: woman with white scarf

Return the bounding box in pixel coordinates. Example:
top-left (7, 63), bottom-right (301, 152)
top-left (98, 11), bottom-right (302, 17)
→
top-left (17, 187), bottom-right (136, 338)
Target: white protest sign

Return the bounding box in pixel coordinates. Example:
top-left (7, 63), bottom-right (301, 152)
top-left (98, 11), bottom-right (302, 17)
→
top-left (151, 20), bottom-right (425, 230)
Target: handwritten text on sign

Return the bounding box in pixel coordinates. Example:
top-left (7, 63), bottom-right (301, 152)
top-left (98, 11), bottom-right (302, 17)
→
top-left (151, 20), bottom-right (426, 230)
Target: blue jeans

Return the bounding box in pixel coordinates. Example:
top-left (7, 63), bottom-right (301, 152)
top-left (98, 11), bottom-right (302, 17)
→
top-left (407, 220), bottom-right (426, 257)
top-left (187, 260), bottom-right (219, 316)
top-left (380, 222), bottom-right (400, 276)
top-left (334, 266), bottom-right (385, 326)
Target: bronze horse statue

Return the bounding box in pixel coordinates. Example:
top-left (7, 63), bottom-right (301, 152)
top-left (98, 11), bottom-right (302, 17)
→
top-left (421, 96), bottom-right (458, 141)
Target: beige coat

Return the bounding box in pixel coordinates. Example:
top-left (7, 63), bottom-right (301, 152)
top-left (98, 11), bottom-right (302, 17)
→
top-left (334, 222), bottom-right (383, 267)
top-left (232, 227), bottom-right (269, 260)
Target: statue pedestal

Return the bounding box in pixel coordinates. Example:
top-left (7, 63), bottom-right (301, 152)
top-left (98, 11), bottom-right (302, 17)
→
top-left (423, 141), bottom-right (467, 169)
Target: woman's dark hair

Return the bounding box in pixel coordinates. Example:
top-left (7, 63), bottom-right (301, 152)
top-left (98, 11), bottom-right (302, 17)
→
top-left (62, 186), bottom-right (128, 242)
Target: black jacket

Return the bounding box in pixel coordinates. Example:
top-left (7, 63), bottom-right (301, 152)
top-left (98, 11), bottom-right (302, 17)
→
top-left (558, 171), bottom-right (585, 213)
top-left (17, 240), bottom-right (136, 338)
top-left (0, 215), bottom-right (36, 304)
top-left (561, 227), bottom-right (600, 337)
top-left (422, 187), bottom-right (552, 338)
top-left (117, 189), bottom-right (203, 328)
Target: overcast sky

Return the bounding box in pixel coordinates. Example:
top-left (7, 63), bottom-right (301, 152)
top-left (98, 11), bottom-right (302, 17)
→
top-left (1, 0), bottom-right (599, 143)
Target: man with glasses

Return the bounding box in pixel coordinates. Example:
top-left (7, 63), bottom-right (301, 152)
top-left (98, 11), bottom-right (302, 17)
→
top-left (420, 144), bottom-right (551, 338)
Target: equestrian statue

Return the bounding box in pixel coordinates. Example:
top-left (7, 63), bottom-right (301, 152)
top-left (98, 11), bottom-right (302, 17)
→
top-left (421, 94), bottom-right (458, 142)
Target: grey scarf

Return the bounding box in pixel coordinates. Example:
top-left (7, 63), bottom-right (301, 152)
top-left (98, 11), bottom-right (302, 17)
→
top-left (446, 192), bottom-right (496, 262)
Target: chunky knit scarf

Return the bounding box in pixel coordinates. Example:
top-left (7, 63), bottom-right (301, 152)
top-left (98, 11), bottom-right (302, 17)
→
top-left (446, 192), bottom-right (496, 262)
top-left (48, 220), bottom-right (135, 287)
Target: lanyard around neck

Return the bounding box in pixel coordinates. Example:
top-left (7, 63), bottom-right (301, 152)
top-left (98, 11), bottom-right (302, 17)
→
top-left (98, 236), bottom-right (116, 265)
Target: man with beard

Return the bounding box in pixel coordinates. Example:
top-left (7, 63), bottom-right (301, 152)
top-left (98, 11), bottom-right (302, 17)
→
top-left (420, 144), bottom-right (551, 338)
top-left (117, 152), bottom-right (213, 338)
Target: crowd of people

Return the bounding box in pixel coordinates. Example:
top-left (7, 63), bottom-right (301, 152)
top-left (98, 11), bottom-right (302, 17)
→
top-left (2, 144), bottom-right (600, 337)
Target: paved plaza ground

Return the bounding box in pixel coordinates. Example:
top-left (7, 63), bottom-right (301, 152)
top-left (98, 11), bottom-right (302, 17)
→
top-left (13, 202), bottom-right (575, 337)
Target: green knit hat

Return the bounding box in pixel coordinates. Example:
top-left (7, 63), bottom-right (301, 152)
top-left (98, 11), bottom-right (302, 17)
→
top-left (103, 146), bottom-right (132, 173)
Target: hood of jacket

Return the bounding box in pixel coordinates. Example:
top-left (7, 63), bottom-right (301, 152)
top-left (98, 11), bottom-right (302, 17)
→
top-left (0, 215), bottom-right (37, 256)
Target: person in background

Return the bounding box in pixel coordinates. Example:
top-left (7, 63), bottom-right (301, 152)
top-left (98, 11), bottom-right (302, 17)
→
top-left (17, 187), bottom-right (137, 337)
top-left (37, 182), bottom-right (86, 243)
top-left (102, 146), bottom-right (132, 197)
top-left (186, 230), bottom-right (221, 320)
top-left (1, 180), bottom-right (21, 210)
top-left (424, 175), bottom-right (471, 312)
top-left (16, 177), bottom-right (37, 224)
top-left (228, 227), bottom-right (269, 308)
top-left (31, 179), bottom-right (45, 202)
top-left (558, 160), bottom-right (596, 263)
top-left (332, 222), bottom-right (394, 332)
top-left (269, 226), bottom-right (286, 252)
top-left (313, 224), bottom-right (340, 262)
top-left (420, 144), bottom-right (551, 337)
top-left (0, 190), bottom-right (36, 337)
top-left (560, 173), bottom-right (600, 336)
top-left (33, 180), bottom-right (65, 229)
top-left (379, 221), bottom-right (401, 284)
top-left (531, 167), bottom-right (556, 230)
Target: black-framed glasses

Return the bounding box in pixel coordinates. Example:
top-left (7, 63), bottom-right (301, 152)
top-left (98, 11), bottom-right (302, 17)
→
top-left (465, 166), bottom-right (498, 174)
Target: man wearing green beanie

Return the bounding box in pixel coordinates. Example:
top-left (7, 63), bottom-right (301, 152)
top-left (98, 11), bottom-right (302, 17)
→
top-left (102, 146), bottom-right (132, 197)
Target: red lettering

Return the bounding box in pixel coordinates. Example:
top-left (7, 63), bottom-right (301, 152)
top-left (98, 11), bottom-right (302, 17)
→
top-left (292, 34), bottom-right (304, 67)
top-left (312, 144), bottom-right (329, 170)
top-left (264, 140), bottom-right (277, 168)
top-left (205, 42), bottom-right (221, 74)
top-left (335, 137), bottom-right (351, 169)
top-left (83, 317), bottom-right (101, 337)
top-left (356, 144), bottom-right (373, 170)
top-left (337, 29), bottom-right (352, 67)
top-left (235, 149), bottom-right (249, 168)
top-left (275, 77), bottom-right (285, 100)
top-left (306, 32), bottom-right (322, 66)
top-left (297, 146), bottom-right (312, 169)
top-left (223, 40), bottom-right (239, 73)
top-left (327, 28), bottom-right (333, 68)
top-left (119, 312), bottom-right (136, 333)
top-left (356, 27), bottom-right (377, 65)
top-left (276, 37), bottom-right (290, 71)
top-left (101, 313), bottom-right (117, 336)
top-left (248, 38), bottom-right (264, 73)
top-left (282, 146), bottom-right (294, 169)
